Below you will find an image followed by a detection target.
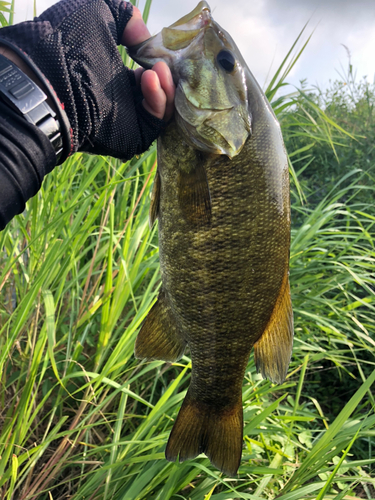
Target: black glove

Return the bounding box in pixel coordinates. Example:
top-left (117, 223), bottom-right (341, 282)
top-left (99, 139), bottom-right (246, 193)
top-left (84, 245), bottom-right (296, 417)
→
top-left (0, 0), bottom-right (164, 161)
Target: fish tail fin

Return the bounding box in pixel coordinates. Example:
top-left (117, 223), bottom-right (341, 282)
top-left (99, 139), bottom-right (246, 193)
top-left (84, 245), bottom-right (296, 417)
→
top-left (165, 389), bottom-right (243, 476)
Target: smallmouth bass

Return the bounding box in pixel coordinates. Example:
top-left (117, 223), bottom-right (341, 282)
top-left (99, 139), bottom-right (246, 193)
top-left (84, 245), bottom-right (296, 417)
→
top-left (129, 1), bottom-right (293, 476)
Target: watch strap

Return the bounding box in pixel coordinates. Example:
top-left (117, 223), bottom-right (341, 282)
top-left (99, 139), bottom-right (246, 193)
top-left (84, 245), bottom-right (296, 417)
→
top-left (0, 41), bottom-right (71, 164)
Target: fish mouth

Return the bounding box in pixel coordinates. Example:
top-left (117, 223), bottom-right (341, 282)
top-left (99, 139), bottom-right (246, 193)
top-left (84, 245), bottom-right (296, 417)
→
top-left (128, 1), bottom-right (213, 69)
top-left (168, 0), bottom-right (211, 29)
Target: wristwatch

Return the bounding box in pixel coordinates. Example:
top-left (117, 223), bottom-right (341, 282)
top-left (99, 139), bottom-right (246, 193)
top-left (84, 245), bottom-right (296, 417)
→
top-left (0, 52), bottom-right (64, 163)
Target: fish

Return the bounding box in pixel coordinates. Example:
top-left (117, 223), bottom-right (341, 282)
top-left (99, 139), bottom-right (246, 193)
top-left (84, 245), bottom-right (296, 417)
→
top-left (128, 1), bottom-right (293, 476)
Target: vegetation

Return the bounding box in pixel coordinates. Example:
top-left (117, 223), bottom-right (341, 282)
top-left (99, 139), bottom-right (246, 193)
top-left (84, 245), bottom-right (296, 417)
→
top-left (0, 2), bottom-right (374, 499)
top-left (282, 64), bottom-right (375, 210)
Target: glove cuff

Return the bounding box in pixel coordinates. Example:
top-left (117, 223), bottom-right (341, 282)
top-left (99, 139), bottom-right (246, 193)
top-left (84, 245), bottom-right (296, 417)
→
top-left (135, 102), bottom-right (166, 154)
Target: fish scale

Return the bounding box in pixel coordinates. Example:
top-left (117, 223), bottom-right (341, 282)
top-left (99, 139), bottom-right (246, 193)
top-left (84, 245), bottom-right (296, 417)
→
top-left (129, 0), bottom-right (293, 475)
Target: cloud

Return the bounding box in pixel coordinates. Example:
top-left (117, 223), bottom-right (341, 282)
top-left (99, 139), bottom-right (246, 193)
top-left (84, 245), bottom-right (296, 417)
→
top-left (13, 0), bottom-right (375, 89)
top-left (145, 0), bottom-right (375, 89)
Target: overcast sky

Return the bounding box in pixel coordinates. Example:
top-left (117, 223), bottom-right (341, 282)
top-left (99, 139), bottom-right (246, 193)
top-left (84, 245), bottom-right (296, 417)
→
top-left (14, 0), bottom-right (375, 92)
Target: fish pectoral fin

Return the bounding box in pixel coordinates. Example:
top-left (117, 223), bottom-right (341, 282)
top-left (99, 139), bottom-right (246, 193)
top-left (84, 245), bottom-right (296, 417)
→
top-left (254, 270), bottom-right (294, 384)
top-left (149, 169), bottom-right (161, 228)
top-left (166, 389), bottom-right (243, 476)
top-left (177, 161), bottom-right (211, 226)
top-left (135, 289), bottom-right (186, 362)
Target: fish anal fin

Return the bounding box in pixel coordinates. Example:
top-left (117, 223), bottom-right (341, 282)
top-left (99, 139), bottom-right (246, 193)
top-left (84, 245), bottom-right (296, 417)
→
top-left (177, 161), bottom-right (211, 226)
top-left (166, 389), bottom-right (243, 476)
top-left (254, 270), bottom-right (294, 384)
top-left (135, 290), bottom-right (186, 362)
top-left (149, 170), bottom-right (161, 228)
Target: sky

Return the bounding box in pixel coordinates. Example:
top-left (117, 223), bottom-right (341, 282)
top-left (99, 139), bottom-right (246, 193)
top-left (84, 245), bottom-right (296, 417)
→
top-left (12, 0), bottom-right (375, 93)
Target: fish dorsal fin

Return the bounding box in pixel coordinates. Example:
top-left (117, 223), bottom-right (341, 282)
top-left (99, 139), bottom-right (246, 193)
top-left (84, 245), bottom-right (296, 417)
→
top-left (253, 270), bottom-right (294, 384)
top-left (177, 159), bottom-right (211, 226)
top-left (135, 289), bottom-right (186, 362)
top-left (149, 169), bottom-right (161, 228)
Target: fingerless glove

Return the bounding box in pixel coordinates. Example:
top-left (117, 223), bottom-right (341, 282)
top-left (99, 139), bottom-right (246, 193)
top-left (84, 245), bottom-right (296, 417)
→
top-left (0, 0), bottom-right (164, 160)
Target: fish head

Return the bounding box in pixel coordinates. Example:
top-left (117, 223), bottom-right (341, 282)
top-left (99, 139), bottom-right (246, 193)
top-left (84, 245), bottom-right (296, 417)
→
top-left (128, 1), bottom-right (252, 159)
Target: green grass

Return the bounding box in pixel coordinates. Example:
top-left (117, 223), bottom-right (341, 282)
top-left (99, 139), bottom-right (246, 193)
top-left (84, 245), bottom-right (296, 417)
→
top-left (1, 1), bottom-right (375, 499)
top-left (0, 114), bottom-right (374, 500)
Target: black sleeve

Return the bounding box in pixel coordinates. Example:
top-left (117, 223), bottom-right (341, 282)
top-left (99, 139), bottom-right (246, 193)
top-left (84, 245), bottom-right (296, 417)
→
top-left (0, 0), bottom-right (166, 231)
top-left (0, 101), bottom-right (56, 230)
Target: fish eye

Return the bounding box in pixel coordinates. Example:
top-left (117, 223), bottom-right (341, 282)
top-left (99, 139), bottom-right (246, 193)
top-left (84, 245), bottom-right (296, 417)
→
top-left (217, 50), bottom-right (236, 72)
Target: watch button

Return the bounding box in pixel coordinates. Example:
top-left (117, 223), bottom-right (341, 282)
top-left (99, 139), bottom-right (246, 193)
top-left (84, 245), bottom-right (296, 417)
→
top-left (10, 79), bottom-right (34, 99)
top-left (0, 61), bottom-right (12, 77)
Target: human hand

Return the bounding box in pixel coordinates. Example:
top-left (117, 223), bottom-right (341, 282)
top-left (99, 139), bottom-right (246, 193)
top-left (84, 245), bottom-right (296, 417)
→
top-left (122, 6), bottom-right (175, 122)
top-left (0, 0), bottom-right (172, 161)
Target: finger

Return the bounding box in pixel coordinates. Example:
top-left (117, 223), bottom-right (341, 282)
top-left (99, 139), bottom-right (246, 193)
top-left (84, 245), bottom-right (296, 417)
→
top-left (122, 6), bottom-right (151, 47)
top-left (151, 62), bottom-right (175, 122)
top-left (134, 67), bottom-right (145, 86)
top-left (141, 70), bottom-right (166, 120)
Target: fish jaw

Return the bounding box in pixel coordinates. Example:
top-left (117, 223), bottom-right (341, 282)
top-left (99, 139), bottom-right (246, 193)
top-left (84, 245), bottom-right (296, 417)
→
top-left (128, 2), bottom-right (251, 158)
